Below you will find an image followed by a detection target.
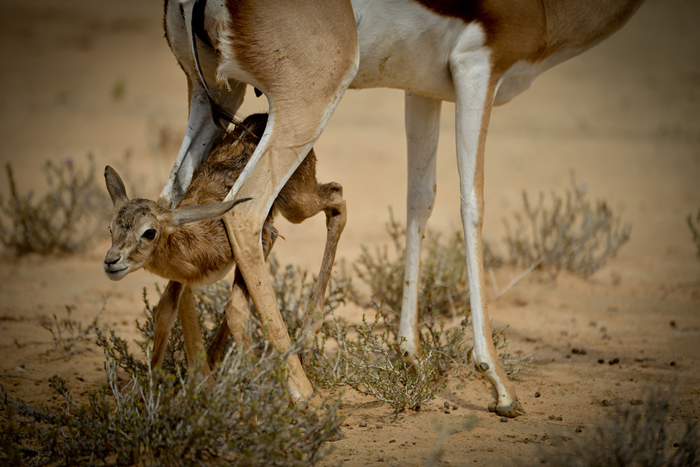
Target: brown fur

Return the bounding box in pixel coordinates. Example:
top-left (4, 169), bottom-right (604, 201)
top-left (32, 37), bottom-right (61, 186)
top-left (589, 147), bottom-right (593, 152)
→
top-left (104, 112), bottom-right (346, 373)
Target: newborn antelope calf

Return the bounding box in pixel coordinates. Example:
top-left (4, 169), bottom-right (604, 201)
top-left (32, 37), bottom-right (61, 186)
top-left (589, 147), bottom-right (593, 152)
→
top-left (103, 113), bottom-right (346, 378)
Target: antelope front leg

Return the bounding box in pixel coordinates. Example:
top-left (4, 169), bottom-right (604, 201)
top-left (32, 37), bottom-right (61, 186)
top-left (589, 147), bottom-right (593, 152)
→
top-left (151, 280), bottom-right (184, 369)
top-left (225, 212), bottom-right (314, 403)
top-left (178, 285), bottom-right (212, 378)
top-left (206, 269), bottom-right (249, 368)
top-left (450, 33), bottom-right (522, 417)
top-left (398, 92), bottom-right (442, 358)
top-left (216, 0), bottom-right (358, 403)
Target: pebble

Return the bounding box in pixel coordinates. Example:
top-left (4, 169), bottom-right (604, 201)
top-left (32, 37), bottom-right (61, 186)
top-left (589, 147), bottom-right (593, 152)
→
top-left (608, 358), bottom-right (620, 365)
top-left (500, 417), bottom-right (508, 423)
top-left (376, 424), bottom-right (383, 429)
top-left (548, 415), bottom-right (556, 420)
top-left (556, 416), bottom-right (563, 421)
top-left (602, 399), bottom-right (613, 407)
top-left (598, 359), bottom-right (605, 364)
top-left (452, 405), bottom-right (458, 411)
top-left (575, 427), bottom-right (583, 433)
top-left (359, 420), bottom-right (367, 427)
top-left (535, 392), bottom-right (541, 398)
top-left (630, 399), bottom-right (643, 406)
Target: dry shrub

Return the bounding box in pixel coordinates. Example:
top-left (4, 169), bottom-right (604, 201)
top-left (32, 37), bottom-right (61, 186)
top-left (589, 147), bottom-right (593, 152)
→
top-left (0, 155), bottom-right (110, 255)
top-left (353, 208), bottom-right (500, 320)
top-left (689, 210), bottom-right (700, 259)
top-left (40, 305), bottom-right (102, 355)
top-left (532, 387), bottom-right (699, 467)
top-left (0, 259), bottom-right (347, 466)
top-left (1, 341), bottom-right (341, 467)
top-left (504, 177), bottom-right (630, 278)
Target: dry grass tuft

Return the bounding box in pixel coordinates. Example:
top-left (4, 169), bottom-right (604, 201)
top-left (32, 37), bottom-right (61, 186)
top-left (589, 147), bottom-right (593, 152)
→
top-left (0, 155), bottom-right (110, 255)
top-left (504, 176), bottom-right (631, 279)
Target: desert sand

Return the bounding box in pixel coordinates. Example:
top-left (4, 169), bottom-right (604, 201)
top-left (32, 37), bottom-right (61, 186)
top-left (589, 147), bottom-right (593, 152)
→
top-left (0, 1), bottom-right (699, 465)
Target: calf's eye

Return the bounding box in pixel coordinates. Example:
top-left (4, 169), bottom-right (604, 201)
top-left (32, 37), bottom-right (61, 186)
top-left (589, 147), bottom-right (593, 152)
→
top-left (142, 229), bottom-right (156, 240)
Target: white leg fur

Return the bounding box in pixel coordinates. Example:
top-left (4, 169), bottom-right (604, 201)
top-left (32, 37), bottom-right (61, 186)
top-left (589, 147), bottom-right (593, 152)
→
top-left (398, 92), bottom-right (441, 357)
top-left (450, 25), bottom-right (521, 416)
top-left (160, 85), bottom-right (229, 207)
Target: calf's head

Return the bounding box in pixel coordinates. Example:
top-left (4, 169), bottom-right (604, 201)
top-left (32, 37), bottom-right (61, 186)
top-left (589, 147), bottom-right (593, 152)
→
top-left (103, 166), bottom-right (249, 281)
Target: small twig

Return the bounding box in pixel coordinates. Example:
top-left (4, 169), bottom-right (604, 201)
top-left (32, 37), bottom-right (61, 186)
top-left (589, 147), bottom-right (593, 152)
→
top-left (488, 267), bottom-right (499, 297)
top-left (493, 257), bottom-right (543, 300)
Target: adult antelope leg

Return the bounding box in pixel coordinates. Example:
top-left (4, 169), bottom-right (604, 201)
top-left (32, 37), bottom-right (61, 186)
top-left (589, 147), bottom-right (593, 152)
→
top-left (218, 0), bottom-right (358, 404)
top-left (398, 92), bottom-right (442, 358)
top-left (223, 114), bottom-right (352, 403)
top-left (450, 31), bottom-right (521, 417)
top-left (159, 80), bottom-right (246, 208)
top-left (207, 225), bottom-right (278, 367)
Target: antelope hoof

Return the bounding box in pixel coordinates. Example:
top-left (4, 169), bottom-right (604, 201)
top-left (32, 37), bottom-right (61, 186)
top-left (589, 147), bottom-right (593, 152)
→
top-left (488, 397), bottom-right (524, 418)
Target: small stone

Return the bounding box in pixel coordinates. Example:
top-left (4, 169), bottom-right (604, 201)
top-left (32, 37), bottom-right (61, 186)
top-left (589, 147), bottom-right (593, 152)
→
top-left (376, 424), bottom-right (383, 429)
top-left (548, 415), bottom-right (556, 420)
top-left (444, 401), bottom-right (450, 408)
top-left (670, 320), bottom-right (677, 328)
top-left (630, 399), bottom-right (643, 406)
top-left (673, 442), bottom-right (680, 448)
top-left (535, 392), bottom-right (541, 398)
top-left (389, 439), bottom-right (396, 443)
top-left (443, 408), bottom-right (451, 414)
top-left (359, 420), bottom-right (367, 427)
top-left (602, 399), bottom-right (613, 407)
top-left (670, 361), bottom-right (676, 367)
top-left (609, 358), bottom-right (620, 365)
top-left (565, 353), bottom-right (572, 358)
top-left (556, 416), bottom-right (563, 421)
top-left (598, 359), bottom-right (605, 364)
top-left (500, 417), bottom-right (508, 423)
top-left (452, 405), bottom-right (458, 410)
top-left (575, 427), bottom-right (583, 433)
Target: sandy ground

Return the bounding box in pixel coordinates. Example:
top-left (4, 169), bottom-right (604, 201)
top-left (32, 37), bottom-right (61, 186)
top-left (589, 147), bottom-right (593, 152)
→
top-left (1, 1), bottom-right (699, 465)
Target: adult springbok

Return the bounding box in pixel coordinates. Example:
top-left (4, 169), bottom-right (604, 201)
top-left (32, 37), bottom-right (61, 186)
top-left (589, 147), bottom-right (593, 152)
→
top-left (160, 0), bottom-right (644, 417)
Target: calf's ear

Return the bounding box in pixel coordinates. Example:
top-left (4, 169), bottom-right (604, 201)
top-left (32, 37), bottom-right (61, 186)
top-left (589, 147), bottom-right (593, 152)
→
top-left (170, 197), bottom-right (252, 226)
top-left (104, 166), bottom-right (129, 209)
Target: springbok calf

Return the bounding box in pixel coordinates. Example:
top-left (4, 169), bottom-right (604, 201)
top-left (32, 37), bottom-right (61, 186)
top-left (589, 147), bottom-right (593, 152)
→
top-left (160, 0), bottom-right (644, 416)
top-left (104, 113), bottom-right (346, 377)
